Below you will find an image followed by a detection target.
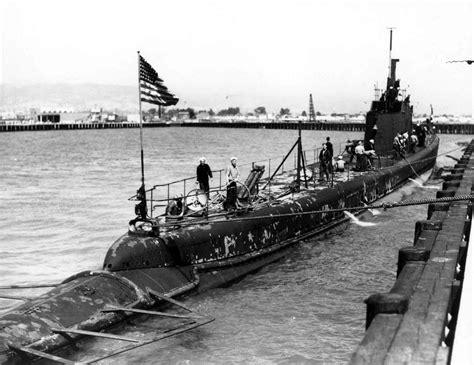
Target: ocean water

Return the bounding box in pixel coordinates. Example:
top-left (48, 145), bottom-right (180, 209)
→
top-left (0, 127), bottom-right (470, 364)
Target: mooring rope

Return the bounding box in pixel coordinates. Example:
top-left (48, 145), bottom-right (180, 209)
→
top-left (372, 142), bottom-right (464, 175)
top-left (154, 194), bottom-right (474, 227)
top-left (403, 156), bottom-right (423, 179)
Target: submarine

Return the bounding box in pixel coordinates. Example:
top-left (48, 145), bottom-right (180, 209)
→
top-left (0, 31), bottom-right (440, 363)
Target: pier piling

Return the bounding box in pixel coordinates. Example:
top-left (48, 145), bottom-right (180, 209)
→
top-left (351, 139), bottom-right (474, 364)
top-left (2, 121), bottom-right (474, 133)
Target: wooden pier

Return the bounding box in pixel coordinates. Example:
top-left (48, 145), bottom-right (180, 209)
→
top-left (351, 141), bottom-right (474, 364)
top-left (181, 121), bottom-right (366, 132)
top-left (0, 122), bottom-right (169, 132)
top-left (1, 121), bottom-right (473, 134)
top-left (181, 122), bottom-right (474, 134)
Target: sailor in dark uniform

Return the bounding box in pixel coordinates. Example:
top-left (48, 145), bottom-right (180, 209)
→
top-left (318, 143), bottom-right (332, 181)
top-left (196, 157), bottom-right (213, 197)
top-left (326, 137), bottom-right (333, 158)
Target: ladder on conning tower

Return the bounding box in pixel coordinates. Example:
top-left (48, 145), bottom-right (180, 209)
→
top-left (8, 290), bottom-right (214, 364)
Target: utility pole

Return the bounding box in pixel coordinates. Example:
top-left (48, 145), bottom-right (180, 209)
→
top-left (309, 94), bottom-right (316, 122)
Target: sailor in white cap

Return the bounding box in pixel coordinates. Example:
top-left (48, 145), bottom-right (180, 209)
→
top-left (196, 156), bottom-right (213, 197)
top-left (366, 139), bottom-right (376, 169)
top-left (335, 155), bottom-right (345, 172)
top-left (225, 156), bottom-right (240, 210)
top-left (354, 141), bottom-right (366, 171)
top-left (227, 157), bottom-right (239, 182)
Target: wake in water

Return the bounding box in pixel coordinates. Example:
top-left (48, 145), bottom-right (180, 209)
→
top-left (408, 178), bottom-right (441, 190)
top-left (343, 211), bottom-right (378, 227)
top-left (362, 203), bottom-right (381, 216)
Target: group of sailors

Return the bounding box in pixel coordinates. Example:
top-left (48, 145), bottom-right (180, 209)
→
top-left (318, 119), bottom-right (436, 181)
top-left (392, 123), bottom-right (428, 159)
top-left (350, 139), bottom-right (376, 172)
top-left (318, 136), bottom-right (377, 181)
top-left (167, 123), bottom-right (433, 216)
top-left (166, 156), bottom-right (240, 216)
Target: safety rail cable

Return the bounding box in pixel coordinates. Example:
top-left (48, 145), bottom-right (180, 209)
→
top-left (141, 142), bottom-right (463, 206)
top-left (146, 151), bottom-right (452, 220)
top-left (152, 195), bottom-right (474, 228)
top-left (130, 144), bottom-right (320, 199)
top-left (135, 137), bottom-right (462, 218)
top-left (135, 134), bottom-right (451, 195)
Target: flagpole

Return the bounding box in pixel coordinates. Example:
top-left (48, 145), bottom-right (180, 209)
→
top-left (137, 51), bottom-right (145, 190)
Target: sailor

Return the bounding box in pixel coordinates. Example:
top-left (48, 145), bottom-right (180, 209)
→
top-left (325, 137), bottom-right (333, 158)
top-left (345, 139), bottom-right (356, 163)
top-left (318, 143), bottom-right (331, 181)
top-left (354, 141), bottom-right (367, 171)
top-left (408, 131), bottom-right (418, 153)
top-left (225, 157), bottom-right (240, 210)
top-left (365, 139), bottom-right (376, 169)
top-left (166, 193), bottom-right (185, 216)
top-left (393, 133), bottom-right (403, 159)
top-left (196, 157), bottom-right (213, 197)
top-left (325, 137), bottom-right (334, 174)
top-left (335, 155), bottom-right (345, 172)
top-left (400, 131), bottom-right (409, 157)
top-left (415, 122), bottom-right (426, 147)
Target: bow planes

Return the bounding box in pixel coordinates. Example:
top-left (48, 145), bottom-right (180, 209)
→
top-left (0, 32), bottom-right (441, 364)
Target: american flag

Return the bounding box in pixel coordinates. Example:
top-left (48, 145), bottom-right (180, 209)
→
top-left (139, 55), bottom-right (179, 106)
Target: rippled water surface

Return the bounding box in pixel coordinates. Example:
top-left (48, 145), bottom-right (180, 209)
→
top-left (0, 127), bottom-right (470, 364)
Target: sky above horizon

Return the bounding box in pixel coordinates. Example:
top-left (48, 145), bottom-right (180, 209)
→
top-left (0, 0), bottom-right (472, 115)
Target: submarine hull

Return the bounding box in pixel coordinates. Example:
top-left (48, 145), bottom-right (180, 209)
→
top-left (0, 136), bottom-right (439, 362)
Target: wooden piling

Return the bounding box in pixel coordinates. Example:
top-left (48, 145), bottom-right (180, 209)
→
top-left (351, 139), bottom-right (474, 364)
top-left (365, 293), bottom-right (409, 330)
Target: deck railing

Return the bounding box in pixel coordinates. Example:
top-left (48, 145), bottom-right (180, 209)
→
top-left (138, 144), bottom-right (398, 217)
top-left (144, 146), bottom-right (322, 217)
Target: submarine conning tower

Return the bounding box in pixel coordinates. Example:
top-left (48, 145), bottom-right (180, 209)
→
top-left (364, 29), bottom-right (413, 155)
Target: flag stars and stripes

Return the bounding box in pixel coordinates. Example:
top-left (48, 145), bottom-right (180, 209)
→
top-left (139, 55), bottom-right (178, 106)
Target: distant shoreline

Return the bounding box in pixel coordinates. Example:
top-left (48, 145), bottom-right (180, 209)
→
top-left (1, 121), bottom-right (474, 134)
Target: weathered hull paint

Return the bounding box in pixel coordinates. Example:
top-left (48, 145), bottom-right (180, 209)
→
top-left (0, 137), bottom-right (439, 362)
top-left (105, 137), bottom-right (439, 276)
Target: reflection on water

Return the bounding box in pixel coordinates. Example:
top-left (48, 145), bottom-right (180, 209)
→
top-left (0, 128), bottom-right (470, 363)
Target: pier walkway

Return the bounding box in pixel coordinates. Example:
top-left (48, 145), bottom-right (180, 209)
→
top-left (451, 215), bottom-right (473, 363)
top-left (0, 122), bottom-right (169, 132)
top-left (181, 122), bottom-right (474, 134)
top-left (351, 141), bottom-right (474, 364)
top-left (1, 121), bottom-right (474, 134)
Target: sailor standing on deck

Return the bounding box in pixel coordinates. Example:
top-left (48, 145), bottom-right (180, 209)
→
top-left (325, 137), bottom-right (334, 174)
top-left (196, 157), bottom-right (213, 197)
top-left (345, 140), bottom-right (357, 163)
top-left (225, 157), bottom-right (240, 210)
top-left (365, 139), bottom-right (376, 169)
top-left (318, 143), bottom-right (331, 181)
top-left (393, 133), bottom-right (403, 159)
top-left (355, 141), bottom-right (367, 171)
top-left (408, 131), bottom-right (418, 153)
top-left (325, 137), bottom-right (333, 158)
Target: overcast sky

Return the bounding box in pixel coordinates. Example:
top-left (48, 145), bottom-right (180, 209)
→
top-left (1, 0), bottom-right (472, 115)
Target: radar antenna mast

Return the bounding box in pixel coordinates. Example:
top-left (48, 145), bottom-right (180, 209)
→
top-left (387, 27), bottom-right (396, 77)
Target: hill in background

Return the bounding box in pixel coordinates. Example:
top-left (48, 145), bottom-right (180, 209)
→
top-left (0, 84), bottom-right (138, 112)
